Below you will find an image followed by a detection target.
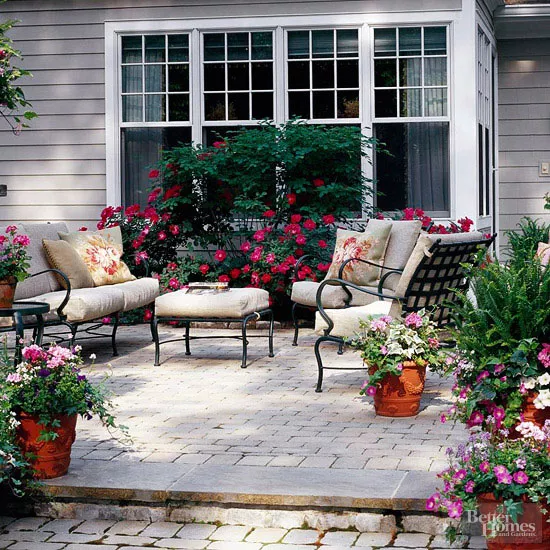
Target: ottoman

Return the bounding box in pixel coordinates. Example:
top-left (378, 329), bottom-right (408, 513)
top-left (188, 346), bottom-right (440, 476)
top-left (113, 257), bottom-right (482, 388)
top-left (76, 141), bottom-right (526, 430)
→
top-left (152, 287), bottom-right (274, 368)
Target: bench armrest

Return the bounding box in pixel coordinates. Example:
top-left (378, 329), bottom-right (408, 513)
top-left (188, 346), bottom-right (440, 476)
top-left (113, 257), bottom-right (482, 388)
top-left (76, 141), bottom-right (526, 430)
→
top-left (28, 269), bottom-right (71, 319)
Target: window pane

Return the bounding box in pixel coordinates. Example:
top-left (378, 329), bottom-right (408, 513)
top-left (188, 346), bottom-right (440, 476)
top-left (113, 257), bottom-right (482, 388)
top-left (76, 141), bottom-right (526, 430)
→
top-left (289, 91), bottom-right (310, 118)
top-left (424, 27), bottom-right (446, 55)
top-left (122, 65), bottom-right (142, 93)
top-left (228, 93), bottom-right (249, 120)
top-left (313, 91), bottom-right (334, 118)
top-left (168, 94), bottom-right (189, 121)
top-left (312, 60), bottom-right (334, 88)
top-left (374, 28), bottom-right (396, 57)
top-left (204, 33), bottom-right (225, 61)
top-left (252, 32), bottom-right (273, 60)
top-left (288, 31), bottom-right (309, 59)
top-left (375, 89), bottom-right (397, 117)
top-left (145, 35), bottom-right (165, 62)
top-left (400, 89), bottom-right (422, 117)
top-left (374, 59), bottom-right (396, 87)
top-left (337, 29), bottom-right (358, 58)
top-left (252, 62), bottom-right (273, 90)
top-left (425, 88), bottom-right (447, 116)
top-left (228, 63), bottom-right (249, 91)
top-left (205, 93), bottom-right (226, 120)
top-left (374, 122), bottom-right (449, 214)
top-left (168, 64), bottom-right (189, 92)
top-left (228, 33), bottom-right (249, 61)
top-left (337, 60), bottom-right (358, 88)
top-left (312, 30), bottom-right (334, 58)
top-left (252, 92), bottom-right (273, 119)
top-left (168, 35), bottom-right (189, 62)
top-left (122, 127), bottom-right (191, 208)
top-left (424, 57), bottom-right (447, 86)
top-left (122, 36), bottom-right (142, 63)
top-left (204, 63), bottom-right (225, 91)
top-left (145, 65), bottom-right (165, 92)
top-left (145, 94), bottom-right (165, 121)
top-left (337, 91), bottom-right (359, 118)
top-left (122, 95), bottom-right (142, 122)
top-left (288, 61), bottom-right (310, 89)
top-left (399, 58), bottom-right (421, 87)
top-left (399, 28), bottom-right (421, 56)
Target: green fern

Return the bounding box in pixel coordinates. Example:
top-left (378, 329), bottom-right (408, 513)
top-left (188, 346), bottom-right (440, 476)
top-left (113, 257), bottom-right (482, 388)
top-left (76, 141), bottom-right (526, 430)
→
top-left (505, 217), bottom-right (549, 268)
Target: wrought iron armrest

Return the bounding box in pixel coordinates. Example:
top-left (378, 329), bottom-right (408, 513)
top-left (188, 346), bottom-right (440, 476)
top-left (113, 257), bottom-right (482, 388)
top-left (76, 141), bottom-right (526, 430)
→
top-left (140, 257), bottom-right (151, 277)
top-left (378, 269), bottom-right (403, 294)
top-left (28, 269), bottom-right (71, 318)
top-left (337, 257), bottom-right (405, 296)
top-left (315, 277), bottom-right (404, 335)
top-left (291, 254), bottom-right (316, 279)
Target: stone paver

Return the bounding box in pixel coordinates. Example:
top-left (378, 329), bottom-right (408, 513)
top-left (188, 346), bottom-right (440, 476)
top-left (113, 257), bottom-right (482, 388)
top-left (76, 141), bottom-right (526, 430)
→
top-left (0, 518), bottom-right (480, 549)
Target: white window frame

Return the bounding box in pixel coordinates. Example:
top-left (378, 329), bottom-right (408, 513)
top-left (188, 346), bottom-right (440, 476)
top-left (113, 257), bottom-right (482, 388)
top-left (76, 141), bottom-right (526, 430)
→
top-left (105, 11), bottom-right (467, 221)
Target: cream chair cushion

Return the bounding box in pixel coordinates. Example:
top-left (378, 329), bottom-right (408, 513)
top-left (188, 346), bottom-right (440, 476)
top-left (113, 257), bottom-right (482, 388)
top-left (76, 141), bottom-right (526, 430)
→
top-left (155, 287), bottom-right (269, 319)
top-left (113, 278), bottom-right (160, 312)
top-left (291, 280), bottom-right (382, 309)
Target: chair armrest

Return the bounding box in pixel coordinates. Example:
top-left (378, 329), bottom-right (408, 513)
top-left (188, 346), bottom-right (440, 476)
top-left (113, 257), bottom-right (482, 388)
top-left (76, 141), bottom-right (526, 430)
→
top-left (29, 269), bottom-right (71, 319)
top-left (315, 277), bottom-right (404, 335)
top-left (378, 268), bottom-right (404, 294)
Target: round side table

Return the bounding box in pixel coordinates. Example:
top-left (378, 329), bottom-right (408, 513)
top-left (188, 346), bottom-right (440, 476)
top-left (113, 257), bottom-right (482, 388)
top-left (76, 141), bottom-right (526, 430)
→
top-left (0, 301), bottom-right (50, 364)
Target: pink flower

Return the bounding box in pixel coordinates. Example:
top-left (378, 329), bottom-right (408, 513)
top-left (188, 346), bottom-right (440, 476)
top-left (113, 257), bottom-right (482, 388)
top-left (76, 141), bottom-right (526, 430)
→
top-left (380, 345), bottom-right (388, 355)
top-left (494, 465), bottom-right (512, 485)
top-left (476, 370), bottom-right (490, 383)
top-left (404, 312), bottom-right (423, 328)
top-left (12, 234), bottom-right (30, 246)
top-left (5, 225), bottom-right (17, 234)
top-left (453, 469), bottom-right (467, 481)
top-left (493, 363), bottom-right (505, 375)
top-left (169, 225), bottom-right (180, 236)
top-left (102, 317), bottom-right (111, 324)
top-left (241, 241), bottom-right (251, 252)
top-left (135, 251), bottom-right (149, 265)
top-left (295, 234), bottom-right (306, 246)
top-left (466, 411), bottom-right (484, 427)
top-left (479, 461), bottom-right (490, 473)
top-left (322, 214), bottom-right (335, 225)
top-left (428, 337), bottom-right (440, 349)
top-left (6, 373), bottom-right (22, 383)
top-left (312, 178), bottom-right (324, 187)
top-left (303, 219), bottom-right (316, 230)
top-left (148, 188), bottom-right (162, 203)
top-left (493, 407), bottom-right (506, 427)
top-left (447, 500), bottom-right (463, 519)
top-left (440, 414), bottom-right (447, 424)
top-left (158, 231), bottom-right (167, 241)
top-left (169, 277), bottom-right (180, 289)
top-left (263, 209), bottom-right (276, 219)
top-left (199, 264), bottom-right (210, 275)
top-left (214, 249), bottom-right (227, 262)
top-left (538, 343), bottom-right (550, 368)
top-left (464, 481), bottom-right (475, 493)
top-left (366, 386), bottom-right (376, 396)
top-left (513, 471), bottom-right (529, 485)
top-left (253, 230), bottom-right (266, 242)
top-left (250, 247), bottom-right (263, 262)
top-left (402, 207), bottom-right (415, 220)
top-left (266, 253), bottom-right (276, 264)
top-left (425, 493), bottom-right (440, 511)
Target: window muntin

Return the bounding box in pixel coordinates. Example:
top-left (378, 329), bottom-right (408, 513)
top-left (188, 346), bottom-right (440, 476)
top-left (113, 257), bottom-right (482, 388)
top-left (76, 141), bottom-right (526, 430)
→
top-left (287, 29), bottom-right (360, 120)
top-left (202, 31), bottom-right (274, 122)
top-left (373, 26), bottom-right (447, 119)
top-left (121, 34), bottom-right (191, 123)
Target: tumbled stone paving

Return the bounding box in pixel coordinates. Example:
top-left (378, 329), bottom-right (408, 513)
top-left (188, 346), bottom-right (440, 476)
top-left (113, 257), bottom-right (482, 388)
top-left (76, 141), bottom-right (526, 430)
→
top-left (60, 325), bottom-right (466, 473)
top-left (0, 517), bottom-right (486, 549)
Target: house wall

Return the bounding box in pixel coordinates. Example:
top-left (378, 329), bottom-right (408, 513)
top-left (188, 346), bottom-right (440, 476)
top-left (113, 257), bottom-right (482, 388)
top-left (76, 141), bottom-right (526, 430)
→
top-left (0, 0), bottom-right (462, 229)
top-left (498, 38), bottom-right (550, 245)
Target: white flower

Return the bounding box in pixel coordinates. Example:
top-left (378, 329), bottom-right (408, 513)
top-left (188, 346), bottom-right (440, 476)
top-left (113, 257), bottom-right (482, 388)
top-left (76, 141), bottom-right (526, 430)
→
top-left (523, 377), bottom-right (537, 390)
top-left (533, 389), bottom-right (550, 410)
top-left (537, 373), bottom-right (550, 386)
top-left (89, 354), bottom-right (97, 361)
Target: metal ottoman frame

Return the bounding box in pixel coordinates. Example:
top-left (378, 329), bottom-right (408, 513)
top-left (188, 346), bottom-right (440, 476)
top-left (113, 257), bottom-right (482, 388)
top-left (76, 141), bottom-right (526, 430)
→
top-left (151, 308), bottom-right (275, 368)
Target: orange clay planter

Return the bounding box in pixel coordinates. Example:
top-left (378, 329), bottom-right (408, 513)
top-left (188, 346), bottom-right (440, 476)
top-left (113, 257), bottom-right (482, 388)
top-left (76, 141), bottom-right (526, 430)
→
top-left (478, 493), bottom-right (550, 550)
top-left (0, 277), bottom-right (17, 308)
top-left (369, 360), bottom-right (427, 417)
top-left (16, 413), bottom-right (77, 479)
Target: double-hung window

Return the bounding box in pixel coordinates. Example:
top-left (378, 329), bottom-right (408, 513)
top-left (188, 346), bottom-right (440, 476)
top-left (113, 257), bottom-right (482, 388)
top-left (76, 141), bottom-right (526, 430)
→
top-left (372, 26), bottom-right (450, 217)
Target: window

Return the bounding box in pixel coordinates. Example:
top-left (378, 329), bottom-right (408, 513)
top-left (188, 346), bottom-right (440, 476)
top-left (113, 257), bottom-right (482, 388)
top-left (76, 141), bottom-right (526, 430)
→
top-left (287, 29), bottom-right (360, 120)
top-left (373, 26), bottom-right (450, 216)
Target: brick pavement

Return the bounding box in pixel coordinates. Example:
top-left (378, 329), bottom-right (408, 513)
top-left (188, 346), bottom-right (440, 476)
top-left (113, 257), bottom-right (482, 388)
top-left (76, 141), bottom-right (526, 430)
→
top-left (0, 517), bottom-right (486, 549)
top-left (61, 325), bottom-right (467, 473)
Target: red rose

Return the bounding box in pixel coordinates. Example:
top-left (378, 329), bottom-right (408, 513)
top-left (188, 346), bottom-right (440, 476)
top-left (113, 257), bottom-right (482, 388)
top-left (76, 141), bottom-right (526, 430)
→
top-left (213, 140), bottom-right (227, 149)
top-left (402, 207), bottom-right (415, 220)
top-left (149, 169), bottom-right (160, 179)
top-left (241, 241), bottom-right (251, 252)
top-left (263, 209), bottom-right (276, 218)
top-left (375, 212), bottom-right (385, 220)
top-left (166, 163), bottom-right (178, 174)
top-left (144, 206), bottom-right (160, 223)
top-left (243, 264), bottom-right (251, 273)
top-left (295, 234), bottom-right (306, 246)
top-left (414, 208), bottom-right (425, 218)
top-left (78, 226), bottom-right (88, 232)
top-left (253, 230), bottom-right (266, 242)
top-left (322, 214), bottom-right (335, 225)
top-left (158, 231), bottom-right (167, 241)
top-left (168, 277), bottom-right (180, 289)
top-left (230, 268), bottom-right (242, 279)
top-left (125, 204), bottom-right (141, 217)
top-left (261, 273), bottom-right (272, 284)
top-left (148, 188), bottom-right (162, 203)
top-left (214, 249), bottom-right (227, 262)
top-left (290, 214), bottom-right (302, 224)
top-left (287, 193), bottom-right (297, 205)
top-left (169, 224), bottom-right (180, 235)
top-left (313, 178), bottom-right (324, 187)
top-left (218, 274), bottom-right (230, 283)
top-left (163, 185), bottom-right (182, 201)
top-left (318, 239), bottom-right (327, 249)
top-left (317, 262), bottom-right (331, 272)
top-left (143, 309), bottom-right (153, 321)
top-left (295, 248), bottom-right (305, 257)
top-left (167, 262), bottom-right (177, 270)
top-left (199, 264), bottom-right (210, 275)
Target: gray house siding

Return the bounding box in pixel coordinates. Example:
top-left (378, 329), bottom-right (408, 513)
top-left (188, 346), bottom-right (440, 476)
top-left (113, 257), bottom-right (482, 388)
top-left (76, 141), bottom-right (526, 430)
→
top-left (498, 38), bottom-right (550, 244)
top-left (0, 0), bottom-right (460, 229)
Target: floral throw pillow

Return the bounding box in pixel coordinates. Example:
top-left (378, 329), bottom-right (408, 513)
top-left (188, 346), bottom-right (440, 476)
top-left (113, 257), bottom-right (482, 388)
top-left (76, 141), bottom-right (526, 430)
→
top-left (325, 223), bottom-right (392, 286)
top-left (59, 228), bottom-right (135, 286)
top-left (536, 242), bottom-right (550, 266)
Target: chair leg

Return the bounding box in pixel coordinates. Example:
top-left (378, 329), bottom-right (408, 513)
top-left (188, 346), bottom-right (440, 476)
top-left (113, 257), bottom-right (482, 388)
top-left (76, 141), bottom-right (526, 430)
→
top-left (314, 336), bottom-right (328, 393)
top-left (69, 323), bottom-right (78, 348)
top-left (111, 312), bottom-right (120, 357)
top-left (184, 322), bottom-right (191, 356)
top-left (291, 302), bottom-right (300, 346)
top-left (241, 315), bottom-right (252, 369)
top-left (151, 317), bottom-right (160, 366)
top-left (267, 309), bottom-right (274, 358)
top-left (337, 341), bottom-right (344, 355)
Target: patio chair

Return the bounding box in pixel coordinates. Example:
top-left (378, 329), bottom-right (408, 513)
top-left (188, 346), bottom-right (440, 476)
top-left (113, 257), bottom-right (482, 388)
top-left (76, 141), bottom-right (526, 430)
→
top-left (313, 232), bottom-right (496, 392)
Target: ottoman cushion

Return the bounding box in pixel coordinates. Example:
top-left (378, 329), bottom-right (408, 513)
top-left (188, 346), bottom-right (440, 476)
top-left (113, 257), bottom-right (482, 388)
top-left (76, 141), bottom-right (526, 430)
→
top-left (155, 288), bottom-right (270, 318)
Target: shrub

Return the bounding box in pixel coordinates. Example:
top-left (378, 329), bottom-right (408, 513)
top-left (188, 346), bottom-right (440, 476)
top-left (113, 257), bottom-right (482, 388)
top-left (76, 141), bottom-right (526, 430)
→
top-left (505, 217), bottom-right (550, 268)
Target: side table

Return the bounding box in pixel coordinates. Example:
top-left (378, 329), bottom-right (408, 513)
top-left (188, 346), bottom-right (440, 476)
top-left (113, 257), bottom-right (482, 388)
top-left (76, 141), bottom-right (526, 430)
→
top-left (0, 301), bottom-right (50, 365)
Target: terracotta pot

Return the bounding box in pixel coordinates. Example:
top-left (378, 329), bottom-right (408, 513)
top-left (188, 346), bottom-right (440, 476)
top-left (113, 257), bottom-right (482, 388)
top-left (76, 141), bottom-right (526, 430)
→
top-left (509, 392), bottom-right (550, 439)
top-left (369, 360), bottom-right (426, 417)
top-left (478, 493), bottom-right (550, 550)
top-left (16, 413), bottom-right (77, 479)
top-left (0, 277), bottom-right (17, 308)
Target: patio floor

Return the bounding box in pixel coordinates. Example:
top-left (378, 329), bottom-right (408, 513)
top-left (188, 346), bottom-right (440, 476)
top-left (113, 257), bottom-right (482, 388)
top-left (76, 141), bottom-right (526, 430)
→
top-left (30, 324), bottom-right (467, 520)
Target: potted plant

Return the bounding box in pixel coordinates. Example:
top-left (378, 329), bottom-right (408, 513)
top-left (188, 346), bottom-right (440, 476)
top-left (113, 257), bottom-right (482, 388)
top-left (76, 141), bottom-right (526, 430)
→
top-left (350, 310), bottom-right (446, 417)
top-left (0, 225), bottom-right (30, 308)
top-left (2, 343), bottom-right (128, 479)
top-left (427, 421), bottom-right (550, 549)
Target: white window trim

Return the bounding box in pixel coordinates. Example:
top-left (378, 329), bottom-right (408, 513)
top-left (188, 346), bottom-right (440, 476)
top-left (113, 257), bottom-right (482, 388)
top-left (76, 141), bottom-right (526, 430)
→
top-left (105, 11), bottom-right (464, 217)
